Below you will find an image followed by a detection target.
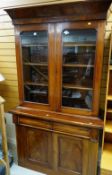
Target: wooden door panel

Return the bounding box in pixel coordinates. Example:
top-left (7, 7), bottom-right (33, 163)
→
top-left (56, 134), bottom-right (89, 175)
top-left (59, 136), bottom-right (82, 173)
top-left (23, 126), bottom-right (53, 168)
top-left (27, 129), bottom-right (48, 163)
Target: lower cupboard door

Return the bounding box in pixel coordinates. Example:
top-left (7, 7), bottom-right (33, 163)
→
top-left (53, 134), bottom-right (89, 175)
top-left (17, 126), bottom-right (53, 169)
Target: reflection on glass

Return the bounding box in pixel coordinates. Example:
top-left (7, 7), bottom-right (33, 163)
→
top-left (20, 31), bottom-right (48, 104)
top-left (63, 67), bottom-right (93, 87)
top-left (62, 89), bottom-right (92, 109)
top-left (62, 29), bottom-right (96, 110)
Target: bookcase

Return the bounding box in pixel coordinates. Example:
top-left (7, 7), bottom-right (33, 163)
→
top-left (5, 1), bottom-right (111, 175)
top-left (101, 29), bottom-right (112, 174)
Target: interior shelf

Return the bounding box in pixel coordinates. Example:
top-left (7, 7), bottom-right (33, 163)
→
top-left (101, 143), bottom-right (112, 171)
top-left (63, 64), bottom-right (94, 68)
top-left (107, 109), bottom-right (112, 113)
top-left (63, 84), bottom-right (93, 90)
top-left (109, 66), bottom-right (112, 70)
top-left (63, 42), bottom-right (96, 47)
top-left (107, 95), bottom-right (112, 100)
top-left (24, 82), bottom-right (48, 86)
top-left (24, 62), bottom-right (48, 66)
top-left (22, 44), bottom-right (47, 47)
top-left (105, 120), bottom-right (112, 133)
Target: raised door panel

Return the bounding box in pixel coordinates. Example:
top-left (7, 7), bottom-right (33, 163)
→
top-left (17, 125), bottom-right (53, 169)
top-left (59, 136), bottom-right (82, 173)
top-left (55, 134), bottom-right (89, 175)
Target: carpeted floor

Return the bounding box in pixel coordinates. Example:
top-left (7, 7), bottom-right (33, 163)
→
top-left (10, 164), bottom-right (46, 175)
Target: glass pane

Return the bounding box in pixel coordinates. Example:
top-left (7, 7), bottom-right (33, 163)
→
top-left (20, 31), bottom-right (48, 104)
top-left (62, 29), bottom-right (96, 110)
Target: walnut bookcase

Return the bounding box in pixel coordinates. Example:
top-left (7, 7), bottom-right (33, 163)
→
top-left (5, 1), bottom-right (111, 175)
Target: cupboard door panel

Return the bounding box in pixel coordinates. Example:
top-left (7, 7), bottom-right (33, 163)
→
top-left (27, 129), bottom-right (48, 163)
top-left (56, 134), bottom-right (89, 175)
top-left (59, 136), bottom-right (82, 173)
top-left (18, 126), bottom-right (53, 168)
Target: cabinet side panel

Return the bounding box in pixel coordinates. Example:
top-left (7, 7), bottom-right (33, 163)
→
top-left (16, 125), bottom-right (26, 164)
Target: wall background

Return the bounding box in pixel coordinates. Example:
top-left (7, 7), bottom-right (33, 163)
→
top-left (0, 10), bottom-right (19, 111)
top-left (0, 0), bottom-right (112, 162)
top-left (0, 0), bottom-right (95, 9)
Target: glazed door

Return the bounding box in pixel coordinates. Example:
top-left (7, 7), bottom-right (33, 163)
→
top-left (15, 24), bottom-right (55, 110)
top-left (55, 21), bottom-right (105, 116)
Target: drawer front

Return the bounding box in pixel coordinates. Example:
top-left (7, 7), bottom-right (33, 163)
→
top-left (53, 123), bottom-right (90, 138)
top-left (19, 116), bottom-right (90, 138)
top-left (16, 115), bottom-right (97, 140)
top-left (19, 117), bottom-right (52, 130)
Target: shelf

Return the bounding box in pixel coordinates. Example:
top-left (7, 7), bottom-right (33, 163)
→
top-left (24, 82), bottom-right (48, 86)
top-left (107, 109), bottom-right (112, 113)
top-left (101, 143), bottom-right (112, 171)
top-left (29, 90), bottom-right (47, 95)
top-left (22, 44), bottom-right (47, 47)
top-left (63, 84), bottom-right (93, 90)
top-left (105, 121), bottom-right (112, 133)
top-left (63, 64), bottom-right (94, 68)
top-left (107, 95), bottom-right (112, 100)
top-left (63, 42), bottom-right (96, 47)
top-left (24, 62), bottom-right (48, 66)
top-left (109, 66), bottom-right (112, 70)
